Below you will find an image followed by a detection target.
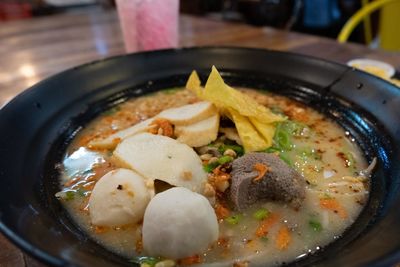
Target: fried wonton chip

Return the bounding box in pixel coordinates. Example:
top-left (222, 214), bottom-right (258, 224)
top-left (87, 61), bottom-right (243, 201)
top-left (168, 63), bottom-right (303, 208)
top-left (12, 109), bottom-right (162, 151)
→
top-left (186, 66), bottom-right (286, 152)
top-left (249, 117), bottom-right (275, 148)
top-left (186, 70), bottom-right (203, 96)
top-left (204, 66), bottom-right (284, 124)
top-left (229, 108), bottom-right (268, 152)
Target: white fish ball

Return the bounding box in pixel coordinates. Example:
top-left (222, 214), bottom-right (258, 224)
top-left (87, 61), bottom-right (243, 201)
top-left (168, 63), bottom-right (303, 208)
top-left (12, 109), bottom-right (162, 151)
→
top-left (143, 187), bottom-right (219, 259)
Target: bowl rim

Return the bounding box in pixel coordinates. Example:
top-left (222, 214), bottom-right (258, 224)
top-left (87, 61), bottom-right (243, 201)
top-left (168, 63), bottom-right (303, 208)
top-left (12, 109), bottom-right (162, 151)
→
top-left (0, 46), bottom-right (399, 267)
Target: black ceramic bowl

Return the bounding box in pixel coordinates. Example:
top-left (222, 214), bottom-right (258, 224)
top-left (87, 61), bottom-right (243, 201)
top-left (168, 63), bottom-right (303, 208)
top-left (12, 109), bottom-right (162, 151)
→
top-left (0, 47), bottom-right (399, 267)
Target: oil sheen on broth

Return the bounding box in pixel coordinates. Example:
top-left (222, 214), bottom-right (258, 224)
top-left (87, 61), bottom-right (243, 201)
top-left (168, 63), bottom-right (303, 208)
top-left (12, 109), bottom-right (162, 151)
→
top-left (58, 87), bottom-right (369, 266)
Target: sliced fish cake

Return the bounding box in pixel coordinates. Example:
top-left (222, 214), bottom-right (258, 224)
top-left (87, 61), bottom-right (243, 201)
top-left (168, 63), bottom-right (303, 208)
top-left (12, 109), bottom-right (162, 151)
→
top-left (113, 133), bottom-right (207, 193)
top-left (157, 101), bottom-right (217, 126)
top-left (175, 114), bottom-right (220, 147)
top-left (88, 118), bottom-right (155, 150)
top-left (88, 101), bottom-right (217, 150)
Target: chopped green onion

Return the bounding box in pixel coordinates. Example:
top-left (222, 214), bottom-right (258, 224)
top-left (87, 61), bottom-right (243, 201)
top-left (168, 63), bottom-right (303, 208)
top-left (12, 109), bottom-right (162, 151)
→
top-left (264, 146), bottom-right (293, 167)
top-left (162, 87), bottom-right (182, 95)
top-left (65, 191), bottom-right (75, 201)
top-left (203, 165), bottom-right (212, 173)
top-left (218, 144), bottom-right (244, 156)
top-left (264, 146), bottom-right (280, 153)
top-left (260, 236), bottom-right (269, 242)
top-left (309, 219), bottom-right (322, 232)
top-left (63, 189), bottom-right (88, 200)
top-left (298, 147), bottom-right (322, 161)
top-left (266, 120), bottom-right (318, 168)
top-left (284, 120), bottom-right (309, 137)
top-left (218, 155), bottom-right (233, 165)
top-left (252, 208), bottom-right (270, 220)
top-left (293, 123), bottom-right (308, 137)
top-left (129, 256), bottom-right (161, 267)
top-left (203, 161), bottom-right (219, 173)
top-left (273, 120), bottom-right (309, 151)
top-left (279, 152), bottom-right (293, 167)
top-left (103, 106), bottom-right (120, 116)
top-left (270, 106), bottom-right (285, 115)
top-left (77, 188), bottom-right (87, 197)
top-left (274, 128), bottom-right (292, 150)
top-left (203, 155), bottom-right (233, 173)
top-left (225, 214), bottom-right (242, 225)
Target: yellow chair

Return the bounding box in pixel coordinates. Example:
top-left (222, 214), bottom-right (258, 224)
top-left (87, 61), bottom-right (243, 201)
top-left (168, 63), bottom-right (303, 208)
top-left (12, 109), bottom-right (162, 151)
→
top-left (337, 0), bottom-right (400, 51)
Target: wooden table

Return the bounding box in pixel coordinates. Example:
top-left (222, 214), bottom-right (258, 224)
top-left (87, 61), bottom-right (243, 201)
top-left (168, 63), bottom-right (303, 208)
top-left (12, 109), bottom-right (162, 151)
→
top-left (1, 8), bottom-right (399, 267)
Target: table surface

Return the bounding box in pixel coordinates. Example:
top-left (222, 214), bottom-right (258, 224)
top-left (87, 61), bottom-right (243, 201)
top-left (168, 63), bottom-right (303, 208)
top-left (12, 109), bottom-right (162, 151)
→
top-left (1, 8), bottom-right (400, 267)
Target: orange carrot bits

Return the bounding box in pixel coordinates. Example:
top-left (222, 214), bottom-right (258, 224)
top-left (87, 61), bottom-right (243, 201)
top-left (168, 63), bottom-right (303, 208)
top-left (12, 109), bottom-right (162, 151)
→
top-left (135, 237), bottom-right (143, 253)
top-left (275, 225), bottom-right (291, 250)
top-left (217, 236), bottom-right (230, 249)
top-left (253, 163), bottom-right (271, 182)
top-left (215, 203), bottom-right (230, 220)
top-left (319, 198), bottom-right (348, 219)
top-left (255, 213), bottom-right (279, 237)
top-left (94, 226), bottom-right (109, 234)
top-left (179, 254), bottom-right (202, 265)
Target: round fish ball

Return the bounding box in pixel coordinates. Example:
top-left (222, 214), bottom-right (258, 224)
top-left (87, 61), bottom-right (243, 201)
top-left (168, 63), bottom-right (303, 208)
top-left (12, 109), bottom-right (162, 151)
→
top-left (143, 187), bottom-right (219, 259)
top-left (89, 168), bottom-right (151, 227)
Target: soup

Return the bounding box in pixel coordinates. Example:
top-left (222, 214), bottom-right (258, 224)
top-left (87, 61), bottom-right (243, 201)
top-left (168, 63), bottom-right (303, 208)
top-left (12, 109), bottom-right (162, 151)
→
top-left (57, 69), bottom-right (371, 267)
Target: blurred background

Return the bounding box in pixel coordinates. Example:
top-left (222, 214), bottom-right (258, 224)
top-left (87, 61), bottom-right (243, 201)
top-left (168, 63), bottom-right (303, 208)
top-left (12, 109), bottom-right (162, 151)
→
top-left (0, 0), bottom-right (394, 48)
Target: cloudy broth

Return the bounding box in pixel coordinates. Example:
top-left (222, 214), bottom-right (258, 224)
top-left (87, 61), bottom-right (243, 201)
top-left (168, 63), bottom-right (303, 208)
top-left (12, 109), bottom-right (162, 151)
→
top-left (58, 88), bottom-right (369, 266)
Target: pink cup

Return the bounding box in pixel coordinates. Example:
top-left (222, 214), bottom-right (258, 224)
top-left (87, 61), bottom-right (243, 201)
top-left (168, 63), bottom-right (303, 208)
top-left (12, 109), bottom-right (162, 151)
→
top-left (116, 0), bottom-right (179, 53)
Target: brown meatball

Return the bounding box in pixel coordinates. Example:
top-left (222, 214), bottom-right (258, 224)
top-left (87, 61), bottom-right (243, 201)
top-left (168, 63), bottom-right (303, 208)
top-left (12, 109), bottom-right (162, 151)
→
top-left (229, 152), bottom-right (306, 211)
